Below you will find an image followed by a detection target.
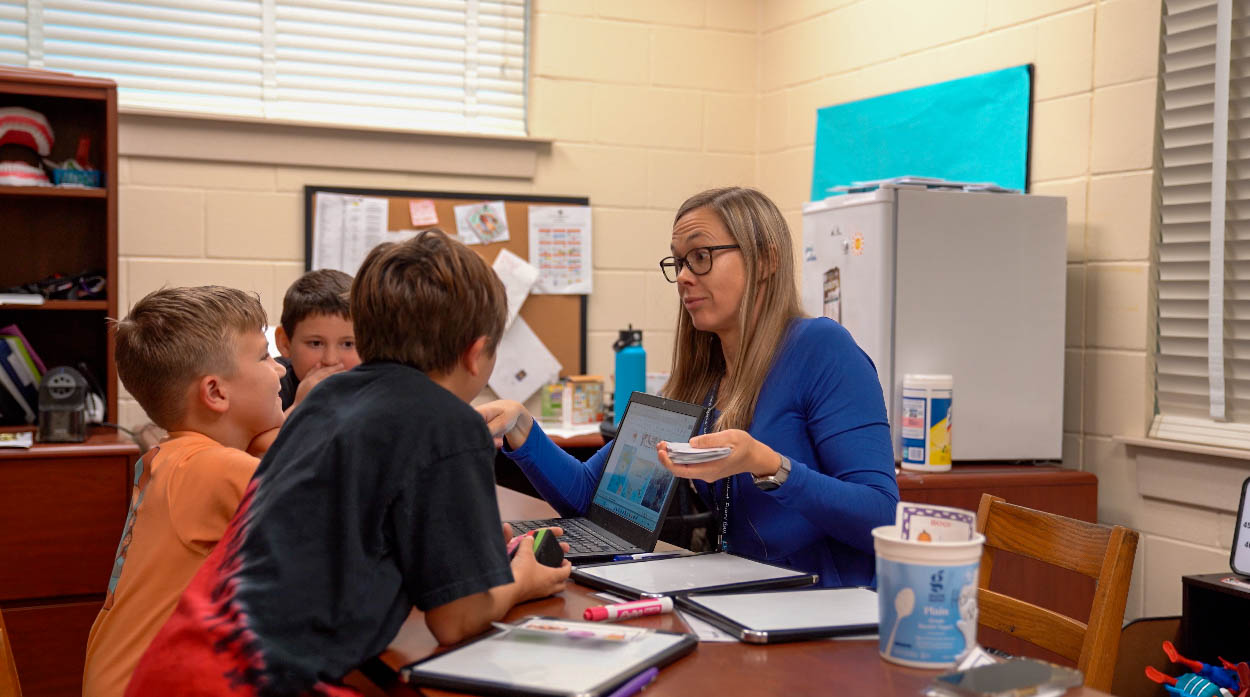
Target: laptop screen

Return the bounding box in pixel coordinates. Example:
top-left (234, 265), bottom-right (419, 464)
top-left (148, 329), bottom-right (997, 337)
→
top-left (590, 400), bottom-right (702, 532)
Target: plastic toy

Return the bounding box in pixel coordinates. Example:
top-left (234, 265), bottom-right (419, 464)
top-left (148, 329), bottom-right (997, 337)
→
top-left (1146, 642), bottom-right (1250, 697)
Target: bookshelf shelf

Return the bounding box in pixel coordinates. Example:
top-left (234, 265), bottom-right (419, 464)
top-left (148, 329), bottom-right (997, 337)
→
top-left (0, 185), bottom-right (106, 199)
top-left (0, 300), bottom-right (108, 311)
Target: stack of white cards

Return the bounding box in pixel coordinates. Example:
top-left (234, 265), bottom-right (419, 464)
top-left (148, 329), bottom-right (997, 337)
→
top-left (666, 442), bottom-right (732, 464)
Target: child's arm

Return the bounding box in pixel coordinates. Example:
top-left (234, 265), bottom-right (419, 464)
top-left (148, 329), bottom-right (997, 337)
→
top-left (424, 537), bottom-right (571, 645)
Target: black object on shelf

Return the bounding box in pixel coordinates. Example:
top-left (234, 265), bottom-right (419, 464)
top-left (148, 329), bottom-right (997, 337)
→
top-left (1179, 573), bottom-right (1250, 664)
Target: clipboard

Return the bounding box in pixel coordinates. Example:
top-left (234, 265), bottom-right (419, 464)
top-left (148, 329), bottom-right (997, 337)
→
top-left (676, 587), bottom-right (879, 644)
top-left (400, 616), bottom-right (696, 697)
top-left (570, 552), bottom-right (818, 599)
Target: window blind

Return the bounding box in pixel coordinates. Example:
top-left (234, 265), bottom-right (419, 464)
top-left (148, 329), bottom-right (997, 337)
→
top-left (0, 0), bottom-right (528, 135)
top-left (1154, 0), bottom-right (1250, 447)
top-left (0, 0), bottom-right (25, 67)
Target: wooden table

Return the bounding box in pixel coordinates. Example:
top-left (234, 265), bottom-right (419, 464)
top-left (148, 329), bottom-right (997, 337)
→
top-left (375, 487), bottom-right (1111, 697)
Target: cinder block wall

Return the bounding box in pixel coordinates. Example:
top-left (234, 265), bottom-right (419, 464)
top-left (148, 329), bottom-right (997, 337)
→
top-left (117, 0), bottom-right (1233, 617)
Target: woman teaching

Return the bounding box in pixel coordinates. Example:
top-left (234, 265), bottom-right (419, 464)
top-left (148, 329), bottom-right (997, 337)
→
top-left (477, 186), bottom-right (898, 587)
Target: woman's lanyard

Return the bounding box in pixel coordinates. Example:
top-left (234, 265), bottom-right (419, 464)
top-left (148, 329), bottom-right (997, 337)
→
top-left (701, 381), bottom-right (731, 552)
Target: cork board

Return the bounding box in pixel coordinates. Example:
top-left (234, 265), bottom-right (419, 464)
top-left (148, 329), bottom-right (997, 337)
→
top-left (303, 186), bottom-right (588, 375)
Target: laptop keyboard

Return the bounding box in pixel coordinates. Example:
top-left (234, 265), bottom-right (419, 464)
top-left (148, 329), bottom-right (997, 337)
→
top-left (509, 518), bottom-right (625, 555)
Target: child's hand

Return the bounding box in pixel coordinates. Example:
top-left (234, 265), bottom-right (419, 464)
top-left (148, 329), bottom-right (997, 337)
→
top-left (291, 363), bottom-right (347, 407)
top-left (509, 529), bottom-right (571, 602)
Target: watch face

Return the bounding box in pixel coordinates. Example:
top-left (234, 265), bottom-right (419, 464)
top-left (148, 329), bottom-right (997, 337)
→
top-left (755, 477), bottom-right (780, 492)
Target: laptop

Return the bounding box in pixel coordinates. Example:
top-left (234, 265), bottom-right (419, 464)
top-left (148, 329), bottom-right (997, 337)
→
top-left (507, 392), bottom-right (708, 562)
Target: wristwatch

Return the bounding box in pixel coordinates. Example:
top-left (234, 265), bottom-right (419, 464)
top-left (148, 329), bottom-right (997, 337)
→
top-left (753, 454), bottom-right (791, 491)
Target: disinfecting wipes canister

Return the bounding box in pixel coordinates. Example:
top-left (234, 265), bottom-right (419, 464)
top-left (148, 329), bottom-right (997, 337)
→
top-left (901, 374), bottom-right (953, 472)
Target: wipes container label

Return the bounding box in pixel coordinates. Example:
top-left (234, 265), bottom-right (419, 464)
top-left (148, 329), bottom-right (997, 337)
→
top-left (927, 391), bottom-right (952, 465)
top-left (877, 557), bottom-right (978, 666)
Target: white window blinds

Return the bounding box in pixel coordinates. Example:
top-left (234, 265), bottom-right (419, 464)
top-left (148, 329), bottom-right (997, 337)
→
top-left (1154, 0), bottom-right (1250, 447)
top-left (0, 0), bottom-right (528, 136)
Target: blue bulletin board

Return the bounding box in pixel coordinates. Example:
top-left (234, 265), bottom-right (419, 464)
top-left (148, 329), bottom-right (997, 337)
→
top-left (810, 65), bottom-right (1032, 199)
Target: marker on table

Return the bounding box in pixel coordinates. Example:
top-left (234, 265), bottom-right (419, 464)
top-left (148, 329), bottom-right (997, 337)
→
top-left (605, 667), bottom-right (659, 697)
top-left (584, 596), bottom-right (674, 622)
top-left (612, 552), bottom-right (681, 562)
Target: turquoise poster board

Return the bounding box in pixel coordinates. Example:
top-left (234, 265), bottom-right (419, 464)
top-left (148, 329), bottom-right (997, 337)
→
top-left (810, 65), bottom-right (1032, 200)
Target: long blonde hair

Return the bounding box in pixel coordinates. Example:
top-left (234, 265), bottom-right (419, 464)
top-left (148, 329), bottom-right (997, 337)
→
top-left (663, 187), bottom-right (804, 431)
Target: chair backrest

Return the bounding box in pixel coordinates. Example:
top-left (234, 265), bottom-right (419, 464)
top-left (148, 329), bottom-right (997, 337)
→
top-left (0, 608), bottom-right (21, 697)
top-left (975, 493), bottom-right (1139, 693)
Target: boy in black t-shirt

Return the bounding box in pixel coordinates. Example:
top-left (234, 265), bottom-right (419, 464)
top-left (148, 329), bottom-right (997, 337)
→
top-left (127, 230), bottom-right (572, 697)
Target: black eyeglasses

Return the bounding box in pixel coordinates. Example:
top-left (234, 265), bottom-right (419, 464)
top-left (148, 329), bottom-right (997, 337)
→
top-left (659, 245), bottom-right (740, 283)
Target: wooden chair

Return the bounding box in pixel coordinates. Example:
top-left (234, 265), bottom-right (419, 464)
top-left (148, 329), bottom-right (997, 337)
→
top-left (0, 608), bottom-right (21, 697)
top-left (976, 494), bottom-right (1140, 693)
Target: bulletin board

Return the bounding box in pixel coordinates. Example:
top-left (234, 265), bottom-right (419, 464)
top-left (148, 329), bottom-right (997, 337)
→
top-left (303, 186), bottom-right (588, 375)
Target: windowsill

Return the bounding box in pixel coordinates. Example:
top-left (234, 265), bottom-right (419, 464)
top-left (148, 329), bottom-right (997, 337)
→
top-left (1115, 435), bottom-right (1250, 512)
top-left (117, 109), bottom-right (551, 179)
top-left (1114, 435), bottom-right (1250, 462)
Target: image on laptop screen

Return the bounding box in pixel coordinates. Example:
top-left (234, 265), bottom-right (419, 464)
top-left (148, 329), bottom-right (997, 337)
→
top-left (591, 401), bottom-right (701, 532)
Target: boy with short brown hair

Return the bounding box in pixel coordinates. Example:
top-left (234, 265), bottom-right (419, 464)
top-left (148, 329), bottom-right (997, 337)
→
top-left (127, 230), bottom-right (570, 697)
top-left (274, 268), bottom-right (360, 411)
top-left (83, 286), bottom-right (286, 697)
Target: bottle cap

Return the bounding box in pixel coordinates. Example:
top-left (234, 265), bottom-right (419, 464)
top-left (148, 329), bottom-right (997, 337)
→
top-left (613, 324), bottom-right (643, 351)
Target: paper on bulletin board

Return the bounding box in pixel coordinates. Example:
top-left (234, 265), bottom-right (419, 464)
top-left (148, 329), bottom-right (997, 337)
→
top-left (529, 205), bottom-right (592, 294)
top-left (810, 65), bottom-right (1031, 200)
top-left (409, 199), bottom-right (439, 226)
top-left (488, 317), bottom-right (562, 403)
top-left (491, 249), bottom-right (540, 330)
top-left (454, 200), bottom-right (510, 245)
top-left (312, 192), bottom-right (391, 274)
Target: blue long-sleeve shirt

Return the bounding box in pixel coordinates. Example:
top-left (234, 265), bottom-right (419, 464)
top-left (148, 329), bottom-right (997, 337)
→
top-left (505, 317), bottom-right (899, 587)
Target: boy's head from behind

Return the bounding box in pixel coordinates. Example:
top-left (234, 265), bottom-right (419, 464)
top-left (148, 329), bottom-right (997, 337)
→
top-left (116, 286), bottom-right (284, 438)
top-left (352, 229), bottom-right (506, 401)
top-left (276, 269), bottom-right (360, 381)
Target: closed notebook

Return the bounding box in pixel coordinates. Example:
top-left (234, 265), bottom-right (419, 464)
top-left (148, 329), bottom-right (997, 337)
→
top-left (676, 587), bottom-right (879, 644)
top-left (3, 336), bottom-right (42, 383)
top-left (571, 552), bottom-right (818, 599)
top-left (0, 356), bottom-right (33, 423)
top-left (0, 338), bottom-right (39, 409)
top-left (0, 324), bottom-right (45, 374)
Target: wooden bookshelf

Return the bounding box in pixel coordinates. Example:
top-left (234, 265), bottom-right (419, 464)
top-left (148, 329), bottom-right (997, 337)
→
top-left (0, 68), bottom-right (123, 697)
top-left (0, 67), bottom-right (118, 423)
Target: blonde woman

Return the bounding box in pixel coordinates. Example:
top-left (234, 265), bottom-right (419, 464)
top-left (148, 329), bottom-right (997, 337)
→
top-left (479, 187), bottom-right (898, 587)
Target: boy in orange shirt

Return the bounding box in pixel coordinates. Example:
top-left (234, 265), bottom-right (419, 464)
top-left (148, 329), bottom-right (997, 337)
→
top-left (82, 286), bottom-right (286, 697)
top-left (274, 269), bottom-right (361, 412)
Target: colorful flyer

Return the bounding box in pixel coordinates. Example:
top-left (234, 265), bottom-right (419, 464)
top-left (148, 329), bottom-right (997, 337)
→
top-left (454, 200), bottom-right (510, 245)
top-left (528, 205), bottom-right (592, 294)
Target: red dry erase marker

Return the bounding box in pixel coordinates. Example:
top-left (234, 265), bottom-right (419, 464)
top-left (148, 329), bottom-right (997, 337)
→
top-left (583, 597), bottom-right (674, 622)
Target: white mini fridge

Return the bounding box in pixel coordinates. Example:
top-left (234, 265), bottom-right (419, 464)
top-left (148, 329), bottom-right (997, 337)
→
top-left (801, 185), bottom-right (1066, 461)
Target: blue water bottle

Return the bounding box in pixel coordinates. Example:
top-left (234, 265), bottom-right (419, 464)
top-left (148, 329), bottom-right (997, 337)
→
top-left (612, 325), bottom-right (646, 425)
